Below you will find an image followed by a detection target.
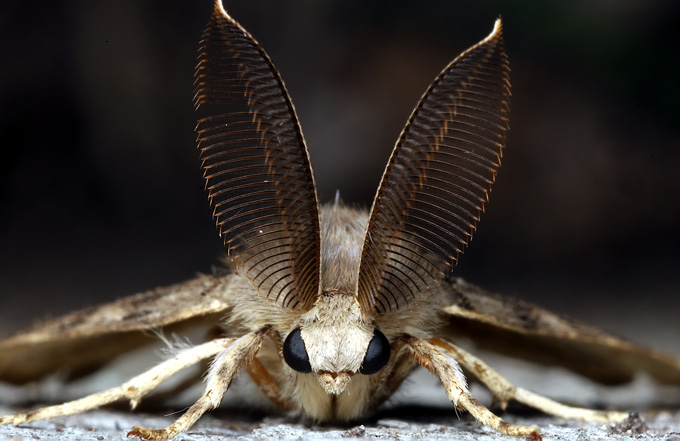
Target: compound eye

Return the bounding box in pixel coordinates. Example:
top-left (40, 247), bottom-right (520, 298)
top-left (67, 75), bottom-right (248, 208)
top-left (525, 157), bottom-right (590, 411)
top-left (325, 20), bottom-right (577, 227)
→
top-left (283, 327), bottom-right (312, 373)
top-left (359, 329), bottom-right (390, 375)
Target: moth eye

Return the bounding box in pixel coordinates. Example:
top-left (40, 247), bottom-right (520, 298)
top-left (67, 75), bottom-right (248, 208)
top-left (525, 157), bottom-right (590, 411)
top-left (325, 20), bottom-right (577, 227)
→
top-left (283, 327), bottom-right (312, 373)
top-left (360, 329), bottom-right (390, 375)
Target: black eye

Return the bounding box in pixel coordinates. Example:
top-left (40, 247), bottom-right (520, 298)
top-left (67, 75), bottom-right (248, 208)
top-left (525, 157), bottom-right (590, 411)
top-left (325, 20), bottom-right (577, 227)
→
top-left (360, 329), bottom-right (390, 375)
top-left (283, 327), bottom-right (312, 373)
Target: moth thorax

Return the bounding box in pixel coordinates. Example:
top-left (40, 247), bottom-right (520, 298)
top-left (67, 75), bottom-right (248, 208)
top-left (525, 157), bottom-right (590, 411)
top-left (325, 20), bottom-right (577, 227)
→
top-left (319, 203), bottom-right (368, 294)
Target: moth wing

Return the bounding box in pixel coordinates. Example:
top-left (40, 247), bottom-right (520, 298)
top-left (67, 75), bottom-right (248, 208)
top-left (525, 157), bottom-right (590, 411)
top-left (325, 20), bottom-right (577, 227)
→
top-left (441, 277), bottom-right (680, 386)
top-left (0, 273), bottom-right (233, 384)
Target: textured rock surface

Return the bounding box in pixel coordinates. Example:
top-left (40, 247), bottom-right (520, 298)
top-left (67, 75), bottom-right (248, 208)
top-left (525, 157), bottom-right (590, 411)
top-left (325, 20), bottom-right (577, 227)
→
top-left (1, 406), bottom-right (679, 441)
top-left (2, 363), bottom-right (679, 441)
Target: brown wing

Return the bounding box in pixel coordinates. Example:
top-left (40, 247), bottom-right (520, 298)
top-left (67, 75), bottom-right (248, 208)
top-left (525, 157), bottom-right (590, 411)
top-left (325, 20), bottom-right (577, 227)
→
top-left (194, 1), bottom-right (321, 310)
top-left (357, 20), bottom-right (510, 314)
top-left (0, 273), bottom-right (232, 384)
top-left (441, 278), bottom-right (680, 386)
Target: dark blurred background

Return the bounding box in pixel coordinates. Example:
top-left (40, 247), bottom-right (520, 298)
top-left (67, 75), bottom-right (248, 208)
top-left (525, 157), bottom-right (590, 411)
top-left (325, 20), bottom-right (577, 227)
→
top-left (1, 1), bottom-right (678, 351)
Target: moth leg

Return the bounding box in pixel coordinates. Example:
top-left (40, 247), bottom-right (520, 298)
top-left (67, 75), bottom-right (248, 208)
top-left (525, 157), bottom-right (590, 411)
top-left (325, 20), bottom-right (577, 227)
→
top-left (246, 356), bottom-right (288, 410)
top-left (370, 346), bottom-right (418, 408)
top-left (429, 338), bottom-right (628, 423)
top-left (128, 327), bottom-right (269, 440)
top-left (405, 336), bottom-right (541, 438)
top-left (0, 337), bottom-right (235, 426)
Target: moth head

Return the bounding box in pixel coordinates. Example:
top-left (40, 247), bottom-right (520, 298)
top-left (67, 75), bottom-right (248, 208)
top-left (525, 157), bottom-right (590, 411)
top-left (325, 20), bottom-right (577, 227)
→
top-left (281, 295), bottom-right (391, 394)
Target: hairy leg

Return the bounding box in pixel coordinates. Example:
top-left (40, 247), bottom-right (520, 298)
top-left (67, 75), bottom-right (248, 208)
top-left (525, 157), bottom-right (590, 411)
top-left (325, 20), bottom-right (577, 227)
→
top-left (128, 327), bottom-right (269, 440)
top-left (246, 356), bottom-right (288, 410)
top-left (404, 336), bottom-right (541, 439)
top-left (369, 345), bottom-right (418, 409)
top-left (429, 338), bottom-right (628, 423)
top-left (0, 337), bottom-right (236, 425)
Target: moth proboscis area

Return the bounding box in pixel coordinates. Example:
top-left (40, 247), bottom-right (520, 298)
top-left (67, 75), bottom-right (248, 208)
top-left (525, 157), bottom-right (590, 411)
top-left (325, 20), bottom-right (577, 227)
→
top-left (1, 1), bottom-right (679, 440)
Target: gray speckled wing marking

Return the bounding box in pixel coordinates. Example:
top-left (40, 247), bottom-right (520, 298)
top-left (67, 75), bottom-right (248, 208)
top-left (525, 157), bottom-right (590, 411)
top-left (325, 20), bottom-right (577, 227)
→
top-left (442, 278), bottom-right (680, 386)
top-left (0, 273), bottom-right (232, 384)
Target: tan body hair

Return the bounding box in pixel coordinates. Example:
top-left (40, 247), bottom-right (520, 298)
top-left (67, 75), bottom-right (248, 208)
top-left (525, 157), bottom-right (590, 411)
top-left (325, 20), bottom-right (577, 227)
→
top-left (227, 203), bottom-right (443, 421)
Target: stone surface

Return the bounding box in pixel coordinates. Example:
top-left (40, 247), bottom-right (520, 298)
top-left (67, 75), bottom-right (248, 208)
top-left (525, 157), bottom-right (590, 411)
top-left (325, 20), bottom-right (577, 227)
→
top-left (1, 362), bottom-right (679, 441)
top-left (1, 406), bottom-right (680, 441)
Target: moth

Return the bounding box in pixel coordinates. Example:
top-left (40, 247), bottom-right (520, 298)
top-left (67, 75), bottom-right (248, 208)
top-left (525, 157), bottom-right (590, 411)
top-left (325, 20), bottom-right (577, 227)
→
top-left (1, 1), bottom-right (679, 439)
